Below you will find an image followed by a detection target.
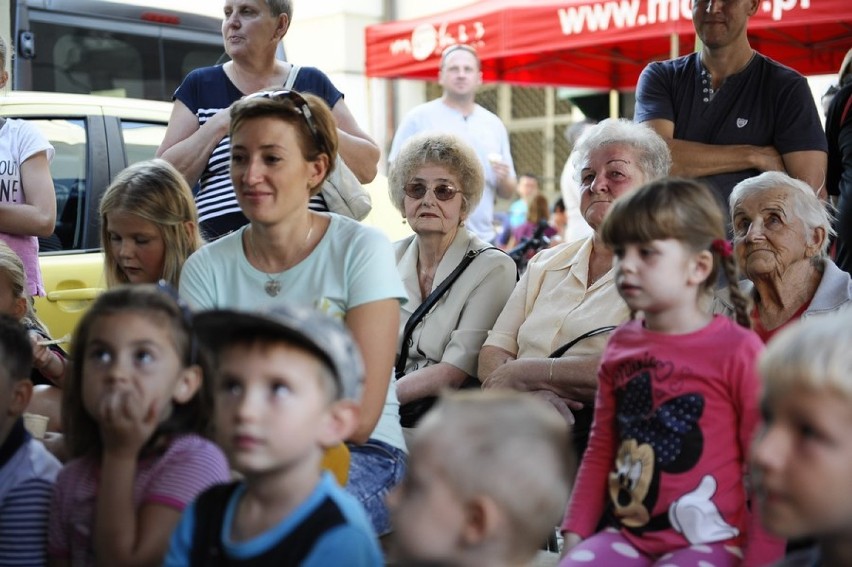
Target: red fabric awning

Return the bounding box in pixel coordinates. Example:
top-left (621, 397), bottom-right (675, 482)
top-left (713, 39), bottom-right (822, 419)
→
top-left (365, 0), bottom-right (852, 89)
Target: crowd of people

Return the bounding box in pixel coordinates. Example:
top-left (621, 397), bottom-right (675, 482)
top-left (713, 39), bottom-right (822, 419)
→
top-left (1, 0), bottom-right (852, 566)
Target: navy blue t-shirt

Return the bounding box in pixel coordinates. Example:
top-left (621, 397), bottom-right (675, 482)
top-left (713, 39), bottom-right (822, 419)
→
top-left (635, 52), bottom-right (826, 211)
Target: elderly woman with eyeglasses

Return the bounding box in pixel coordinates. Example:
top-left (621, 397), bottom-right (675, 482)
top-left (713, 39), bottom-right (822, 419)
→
top-left (714, 171), bottom-right (852, 341)
top-left (157, 0), bottom-right (379, 239)
top-left (179, 90), bottom-right (407, 536)
top-left (389, 133), bottom-right (517, 427)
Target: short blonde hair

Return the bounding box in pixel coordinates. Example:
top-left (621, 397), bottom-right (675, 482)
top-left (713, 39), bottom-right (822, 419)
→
top-left (388, 132), bottom-right (484, 218)
top-left (760, 309), bottom-right (852, 401)
top-left (0, 240), bottom-right (47, 335)
top-left (414, 390), bottom-right (574, 562)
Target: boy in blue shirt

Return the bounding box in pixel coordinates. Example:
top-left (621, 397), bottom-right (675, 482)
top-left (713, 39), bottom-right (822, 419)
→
top-left (164, 304), bottom-right (382, 566)
top-left (0, 315), bottom-right (62, 566)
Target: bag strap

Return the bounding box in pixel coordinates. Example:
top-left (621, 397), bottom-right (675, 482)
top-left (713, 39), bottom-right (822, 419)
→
top-left (841, 94), bottom-right (852, 126)
top-left (283, 63), bottom-right (301, 89)
top-left (548, 326), bottom-right (617, 359)
top-left (395, 247), bottom-right (494, 377)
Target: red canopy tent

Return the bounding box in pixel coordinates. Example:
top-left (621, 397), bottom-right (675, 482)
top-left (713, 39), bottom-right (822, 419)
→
top-left (365, 0), bottom-right (852, 89)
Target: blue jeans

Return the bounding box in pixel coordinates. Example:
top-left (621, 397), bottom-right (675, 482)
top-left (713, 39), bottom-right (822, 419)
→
top-left (345, 438), bottom-right (407, 536)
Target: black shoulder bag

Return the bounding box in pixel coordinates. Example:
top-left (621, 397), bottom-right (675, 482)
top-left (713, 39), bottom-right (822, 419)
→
top-left (549, 325), bottom-right (616, 460)
top-left (395, 247), bottom-right (493, 427)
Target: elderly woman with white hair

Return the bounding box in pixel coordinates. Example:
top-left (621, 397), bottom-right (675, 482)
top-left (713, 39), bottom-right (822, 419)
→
top-left (715, 171), bottom-right (852, 342)
top-left (478, 118), bottom-right (671, 458)
top-left (389, 133), bottom-right (517, 427)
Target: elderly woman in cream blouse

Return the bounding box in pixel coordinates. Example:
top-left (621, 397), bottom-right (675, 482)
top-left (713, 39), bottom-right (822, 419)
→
top-left (390, 133), bottom-right (517, 419)
top-left (478, 119), bottom-right (671, 455)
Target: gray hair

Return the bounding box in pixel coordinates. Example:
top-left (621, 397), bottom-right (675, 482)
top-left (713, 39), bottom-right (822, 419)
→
top-left (572, 118), bottom-right (671, 183)
top-left (729, 171), bottom-right (834, 257)
top-left (388, 132), bottom-right (484, 217)
top-left (266, 0), bottom-right (292, 19)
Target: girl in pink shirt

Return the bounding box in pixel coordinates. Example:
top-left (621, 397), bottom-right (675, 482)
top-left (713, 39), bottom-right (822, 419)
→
top-left (47, 285), bottom-right (229, 567)
top-left (560, 179), bottom-right (784, 567)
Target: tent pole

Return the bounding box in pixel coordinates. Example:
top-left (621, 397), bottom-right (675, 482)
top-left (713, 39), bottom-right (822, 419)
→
top-left (609, 89), bottom-right (619, 118)
top-left (670, 32), bottom-right (679, 59)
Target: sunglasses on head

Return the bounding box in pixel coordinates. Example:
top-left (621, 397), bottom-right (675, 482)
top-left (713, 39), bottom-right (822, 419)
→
top-left (243, 89), bottom-right (326, 154)
top-left (403, 182), bottom-right (461, 201)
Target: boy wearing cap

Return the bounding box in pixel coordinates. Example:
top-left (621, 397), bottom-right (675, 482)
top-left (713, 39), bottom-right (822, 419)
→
top-left (163, 305), bottom-right (383, 566)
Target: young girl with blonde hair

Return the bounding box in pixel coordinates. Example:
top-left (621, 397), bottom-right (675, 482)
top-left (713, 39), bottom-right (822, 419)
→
top-left (560, 179), bottom-right (783, 567)
top-left (99, 159), bottom-right (203, 288)
top-left (0, 241), bottom-right (64, 385)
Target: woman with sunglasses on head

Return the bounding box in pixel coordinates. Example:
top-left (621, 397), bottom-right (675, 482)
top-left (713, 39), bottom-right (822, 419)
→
top-left (389, 133), bottom-right (516, 428)
top-left (179, 90), bottom-right (407, 538)
top-left (156, 0), bottom-right (379, 239)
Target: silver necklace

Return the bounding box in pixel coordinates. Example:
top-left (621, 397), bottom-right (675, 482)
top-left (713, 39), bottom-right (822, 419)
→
top-left (248, 218), bottom-right (314, 297)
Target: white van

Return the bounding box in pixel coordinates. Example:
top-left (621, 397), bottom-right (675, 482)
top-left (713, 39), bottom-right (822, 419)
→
top-left (11, 0), bottom-right (225, 101)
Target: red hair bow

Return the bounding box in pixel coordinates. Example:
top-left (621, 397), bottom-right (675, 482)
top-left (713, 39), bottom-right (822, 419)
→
top-left (711, 239), bottom-right (733, 258)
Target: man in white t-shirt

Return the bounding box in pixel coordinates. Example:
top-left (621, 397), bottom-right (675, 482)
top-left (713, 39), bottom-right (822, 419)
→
top-left (388, 45), bottom-right (516, 243)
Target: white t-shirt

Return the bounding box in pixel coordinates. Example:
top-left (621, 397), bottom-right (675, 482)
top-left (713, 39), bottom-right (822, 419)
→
top-left (180, 214), bottom-right (408, 451)
top-left (0, 119), bottom-right (55, 295)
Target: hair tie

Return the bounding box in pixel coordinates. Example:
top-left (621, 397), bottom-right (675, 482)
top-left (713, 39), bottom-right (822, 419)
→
top-left (711, 239), bottom-right (733, 258)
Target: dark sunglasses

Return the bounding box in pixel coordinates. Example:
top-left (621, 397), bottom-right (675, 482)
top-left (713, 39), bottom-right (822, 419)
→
top-left (156, 280), bottom-right (197, 366)
top-left (403, 182), bottom-right (461, 201)
top-left (243, 89), bottom-right (327, 154)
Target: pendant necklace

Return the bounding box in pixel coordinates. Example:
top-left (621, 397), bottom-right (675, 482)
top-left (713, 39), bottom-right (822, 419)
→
top-left (249, 217), bottom-right (314, 297)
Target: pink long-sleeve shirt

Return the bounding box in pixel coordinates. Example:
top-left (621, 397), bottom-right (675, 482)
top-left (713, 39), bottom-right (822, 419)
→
top-left (563, 316), bottom-right (784, 566)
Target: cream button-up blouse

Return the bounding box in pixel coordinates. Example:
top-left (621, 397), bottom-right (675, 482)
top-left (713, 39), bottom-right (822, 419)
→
top-left (395, 228), bottom-right (517, 377)
top-left (484, 236), bottom-right (630, 359)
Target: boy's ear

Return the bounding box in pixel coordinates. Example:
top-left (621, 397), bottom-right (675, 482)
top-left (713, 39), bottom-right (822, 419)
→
top-left (460, 495), bottom-right (503, 547)
top-left (688, 249), bottom-right (714, 286)
top-left (172, 364), bottom-right (202, 404)
top-left (8, 379), bottom-right (33, 416)
top-left (318, 399), bottom-right (359, 447)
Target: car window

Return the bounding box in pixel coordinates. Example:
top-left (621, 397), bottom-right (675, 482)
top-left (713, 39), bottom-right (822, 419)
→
top-left (121, 119), bottom-right (168, 166)
top-left (25, 118), bottom-right (88, 252)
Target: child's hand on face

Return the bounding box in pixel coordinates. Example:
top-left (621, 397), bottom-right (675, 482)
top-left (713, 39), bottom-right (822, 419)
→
top-left (98, 389), bottom-right (160, 458)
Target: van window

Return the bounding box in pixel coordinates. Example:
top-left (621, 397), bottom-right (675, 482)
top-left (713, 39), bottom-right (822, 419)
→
top-left (23, 17), bottom-right (222, 101)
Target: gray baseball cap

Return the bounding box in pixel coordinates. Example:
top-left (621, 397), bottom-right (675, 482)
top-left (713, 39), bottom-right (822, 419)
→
top-left (194, 304), bottom-right (364, 400)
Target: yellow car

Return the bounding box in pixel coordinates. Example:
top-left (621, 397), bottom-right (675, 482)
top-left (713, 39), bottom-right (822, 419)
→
top-left (0, 92), bottom-right (173, 341)
top-left (1, 91), bottom-right (409, 342)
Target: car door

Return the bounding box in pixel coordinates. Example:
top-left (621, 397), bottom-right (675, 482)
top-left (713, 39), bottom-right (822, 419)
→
top-left (14, 109), bottom-right (110, 341)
